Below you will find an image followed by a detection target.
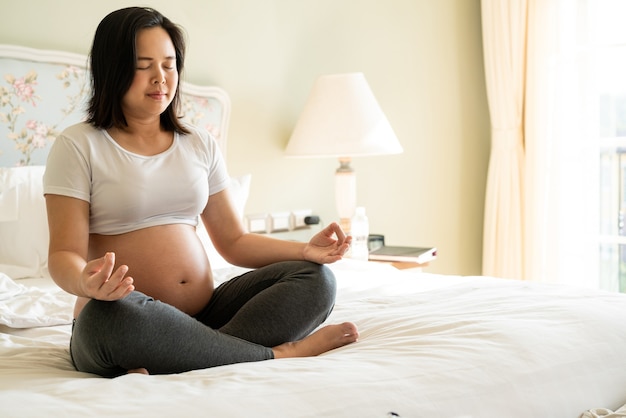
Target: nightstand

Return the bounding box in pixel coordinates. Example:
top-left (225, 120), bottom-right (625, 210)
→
top-left (371, 260), bottom-right (431, 271)
top-left (384, 261), bottom-right (430, 270)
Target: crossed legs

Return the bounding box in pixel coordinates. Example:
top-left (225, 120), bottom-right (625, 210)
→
top-left (70, 261), bottom-right (358, 377)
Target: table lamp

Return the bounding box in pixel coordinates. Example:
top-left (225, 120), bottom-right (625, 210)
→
top-left (285, 72), bottom-right (403, 232)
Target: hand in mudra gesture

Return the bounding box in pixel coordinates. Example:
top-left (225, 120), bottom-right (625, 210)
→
top-left (303, 222), bottom-right (352, 264)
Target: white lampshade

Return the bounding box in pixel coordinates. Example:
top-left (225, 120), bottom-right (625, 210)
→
top-left (285, 72), bottom-right (403, 232)
top-left (285, 73), bottom-right (403, 158)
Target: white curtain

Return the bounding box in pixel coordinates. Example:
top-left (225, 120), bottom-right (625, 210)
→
top-left (482, 0), bottom-right (601, 287)
top-left (480, 0), bottom-right (528, 280)
top-left (525, 0), bottom-right (599, 288)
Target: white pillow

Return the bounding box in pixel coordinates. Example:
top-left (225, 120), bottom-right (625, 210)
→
top-left (0, 166), bottom-right (49, 279)
top-left (196, 174), bottom-right (252, 269)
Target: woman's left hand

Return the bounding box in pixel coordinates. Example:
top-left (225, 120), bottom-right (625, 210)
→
top-left (303, 222), bottom-right (352, 264)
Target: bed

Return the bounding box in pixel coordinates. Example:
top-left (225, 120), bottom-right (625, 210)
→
top-left (1, 44), bottom-right (625, 418)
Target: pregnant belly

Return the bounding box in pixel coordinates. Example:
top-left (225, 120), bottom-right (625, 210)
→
top-left (87, 224), bottom-right (215, 315)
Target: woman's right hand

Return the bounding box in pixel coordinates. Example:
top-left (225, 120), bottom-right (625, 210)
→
top-left (81, 252), bottom-right (135, 301)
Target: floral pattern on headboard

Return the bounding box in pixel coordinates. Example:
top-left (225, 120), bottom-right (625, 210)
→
top-left (0, 45), bottom-right (230, 167)
top-left (0, 65), bottom-right (87, 166)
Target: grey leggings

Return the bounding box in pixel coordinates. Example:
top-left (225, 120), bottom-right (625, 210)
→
top-left (70, 261), bottom-right (337, 377)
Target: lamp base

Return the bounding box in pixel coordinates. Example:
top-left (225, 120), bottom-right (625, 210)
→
top-left (335, 157), bottom-right (356, 234)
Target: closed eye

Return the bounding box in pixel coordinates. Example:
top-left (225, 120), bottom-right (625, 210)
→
top-left (136, 57), bottom-right (176, 70)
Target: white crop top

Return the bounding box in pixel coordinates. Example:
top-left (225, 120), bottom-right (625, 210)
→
top-left (43, 122), bottom-right (230, 235)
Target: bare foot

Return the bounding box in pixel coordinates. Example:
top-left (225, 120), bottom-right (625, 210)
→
top-left (272, 322), bottom-right (358, 359)
top-left (127, 368), bottom-right (149, 375)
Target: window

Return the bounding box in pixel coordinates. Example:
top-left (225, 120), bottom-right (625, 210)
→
top-left (596, 1), bottom-right (626, 292)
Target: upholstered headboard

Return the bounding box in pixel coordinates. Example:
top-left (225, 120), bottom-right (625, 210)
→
top-left (0, 44), bottom-right (231, 167)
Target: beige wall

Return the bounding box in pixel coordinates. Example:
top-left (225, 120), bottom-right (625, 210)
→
top-left (0, 0), bottom-right (490, 276)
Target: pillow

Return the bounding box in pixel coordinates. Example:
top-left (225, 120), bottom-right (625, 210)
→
top-left (226, 174), bottom-right (252, 220)
top-left (196, 174), bottom-right (251, 269)
top-left (0, 166), bottom-right (49, 279)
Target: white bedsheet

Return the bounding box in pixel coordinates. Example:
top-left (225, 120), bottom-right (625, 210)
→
top-left (1, 260), bottom-right (625, 418)
top-left (0, 273), bottom-right (75, 328)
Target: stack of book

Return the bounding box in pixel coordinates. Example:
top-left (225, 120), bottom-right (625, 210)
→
top-left (368, 245), bottom-right (437, 264)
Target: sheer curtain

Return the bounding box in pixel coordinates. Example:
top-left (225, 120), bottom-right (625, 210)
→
top-left (480, 0), bottom-right (527, 280)
top-left (482, 0), bottom-right (601, 287)
top-left (524, 0), bottom-right (599, 288)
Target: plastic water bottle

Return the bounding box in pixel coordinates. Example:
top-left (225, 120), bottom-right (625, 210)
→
top-left (350, 207), bottom-right (369, 261)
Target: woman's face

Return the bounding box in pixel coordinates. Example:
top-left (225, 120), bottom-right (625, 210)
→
top-left (121, 26), bottom-right (178, 123)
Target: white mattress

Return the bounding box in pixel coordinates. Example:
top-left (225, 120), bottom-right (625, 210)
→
top-left (1, 260), bottom-right (626, 417)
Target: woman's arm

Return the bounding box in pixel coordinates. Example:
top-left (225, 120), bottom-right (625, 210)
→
top-left (45, 194), bottom-right (134, 300)
top-left (201, 189), bottom-right (351, 268)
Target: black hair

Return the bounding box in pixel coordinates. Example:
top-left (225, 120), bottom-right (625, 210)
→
top-left (86, 7), bottom-right (189, 134)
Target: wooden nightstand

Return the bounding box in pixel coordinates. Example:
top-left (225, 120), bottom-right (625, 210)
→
top-left (371, 260), bottom-right (431, 271)
top-left (387, 261), bottom-right (430, 270)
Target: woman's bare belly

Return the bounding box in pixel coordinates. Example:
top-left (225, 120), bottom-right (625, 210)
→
top-left (77, 224), bottom-right (214, 317)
